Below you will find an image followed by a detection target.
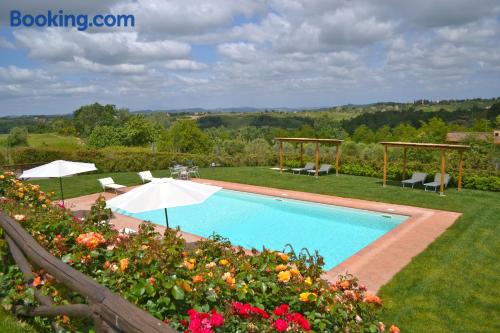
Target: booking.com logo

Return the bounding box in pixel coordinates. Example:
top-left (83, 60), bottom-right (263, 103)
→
top-left (10, 10), bottom-right (135, 31)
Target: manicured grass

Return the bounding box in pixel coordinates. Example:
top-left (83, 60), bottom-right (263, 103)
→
top-left (0, 308), bottom-right (38, 333)
top-left (30, 167), bottom-right (500, 332)
top-left (0, 133), bottom-right (82, 150)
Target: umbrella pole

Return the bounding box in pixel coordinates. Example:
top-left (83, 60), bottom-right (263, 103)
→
top-left (59, 177), bottom-right (65, 206)
top-left (164, 208), bottom-right (170, 229)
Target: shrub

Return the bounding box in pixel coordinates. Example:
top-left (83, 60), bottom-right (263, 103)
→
top-left (6, 127), bottom-right (28, 147)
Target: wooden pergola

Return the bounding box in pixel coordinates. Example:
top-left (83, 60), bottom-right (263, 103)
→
top-left (275, 138), bottom-right (344, 177)
top-left (380, 142), bottom-right (470, 195)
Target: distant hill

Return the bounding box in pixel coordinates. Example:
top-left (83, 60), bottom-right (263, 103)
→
top-left (132, 107), bottom-right (311, 114)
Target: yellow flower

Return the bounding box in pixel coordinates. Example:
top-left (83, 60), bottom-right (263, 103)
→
top-left (184, 260), bottom-right (195, 270)
top-left (179, 280), bottom-right (192, 293)
top-left (219, 259), bottom-right (229, 266)
top-left (0, 175), bottom-right (4, 180)
top-left (290, 268), bottom-right (301, 277)
top-left (277, 270), bottom-right (291, 283)
top-left (299, 292), bottom-right (317, 302)
top-left (275, 264), bottom-right (287, 272)
top-left (119, 258), bottom-right (129, 272)
top-left (304, 277), bottom-right (313, 285)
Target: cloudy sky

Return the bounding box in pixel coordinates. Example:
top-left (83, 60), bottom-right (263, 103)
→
top-left (0, 0), bottom-right (499, 116)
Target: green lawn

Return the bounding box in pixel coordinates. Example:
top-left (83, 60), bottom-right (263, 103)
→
top-left (30, 167), bottom-right (500, 332)
top-left (0, 133), bottom-right (82, 150)
top-left (0, 308), bottom-right (38, 333)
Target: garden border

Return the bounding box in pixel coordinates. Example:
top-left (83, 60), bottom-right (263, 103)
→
top-left (0, 213), bottom-right (178, 333)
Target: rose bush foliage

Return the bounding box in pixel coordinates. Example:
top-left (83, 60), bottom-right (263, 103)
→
top-left (0, 172), bottom-right (399, 332)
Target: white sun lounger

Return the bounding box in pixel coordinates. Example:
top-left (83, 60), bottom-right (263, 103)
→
top-left (291, 162), bottom-right (315, 174)
top-left (138, 171), bottom-right (156, 183)
top-left (307, 164), bottom-right (331, 176)
top-left (98, 177), bottom-right (126, 194)
top-left (401, 172), bottom-right (427, 188)
top-left (424, 173), bottom-right (451, 192)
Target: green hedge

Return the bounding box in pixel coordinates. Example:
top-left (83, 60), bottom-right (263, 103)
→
top-left (1, 147), bottom-right (499, 191)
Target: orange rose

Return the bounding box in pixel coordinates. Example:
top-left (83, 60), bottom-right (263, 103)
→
top-left (389, 325), bottom-right (400, 333)
top-left (275, 264), bottom-right (287, 272)
top-left (276, 252), bottom-right (289, 261)
top-left (192, 275), bottom-right (204, 283)
top-left (340, 280), bottom-right (350, 290)
top-left (33, 276), bottom-right (42, 287)
top-left (364, 293), bottom-right (382, 305)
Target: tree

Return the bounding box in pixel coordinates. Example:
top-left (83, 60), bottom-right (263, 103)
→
top-left (73, 103), bottom-right (129, 137)
top-left (159, 120), bottom-right (213, 153)
top-left (392, 123), bottom-right (417, 141)
top-left (123, 115), bottom-right (158, 146)
top-left (52, 119), bottom-right (77, 136)
top-left (87, 126), bottom-right (125, 148)
top-left (351, 125), bottom-right (375, 143)
top-left (6, 127), bottom-right (28, 147)
top-left (418, 117), bottom-right (449, 142)
top-left (471, 119), bottom-right (491, 132)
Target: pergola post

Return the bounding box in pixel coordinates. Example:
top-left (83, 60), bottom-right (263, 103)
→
top-left (335, 144), bottom-right (340, 176)
top-left (440, 149), bottom-right (446, 196)
top-left (279, 141), bottom-right (283, 173)
top-left (458, 151), bottom-right (463, 191)
top-left (300, 143), bottom-right (304, 166)
top-left (383, 144), bottom-right (388, 187)
top-left (402, 147), bottom-right (408, 180)
top-left (315, 142), bottom-right (319, 178)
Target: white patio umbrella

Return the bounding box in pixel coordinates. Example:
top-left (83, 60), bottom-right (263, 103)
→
top-left (106, 178), bottom-right (222, 228)
top-left (20, 160), bottom-right (97, 204)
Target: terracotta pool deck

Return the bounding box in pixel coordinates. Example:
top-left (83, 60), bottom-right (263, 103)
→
top-left (66, 178), bottom-right (461, 293)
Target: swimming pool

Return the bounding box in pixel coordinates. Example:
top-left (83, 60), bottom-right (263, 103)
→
top-left (112, 189), bottom-right (407, 270)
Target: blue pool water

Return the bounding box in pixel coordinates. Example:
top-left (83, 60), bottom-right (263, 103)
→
top-left (112, 190), bottom-right (407, 270)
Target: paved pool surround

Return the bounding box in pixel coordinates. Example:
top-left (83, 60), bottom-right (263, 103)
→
top-left (66, 179), bottom-right (461, 293)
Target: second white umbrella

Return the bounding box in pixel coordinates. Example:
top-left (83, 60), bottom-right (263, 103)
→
top-left (106, 178), bottom-right (222, 228)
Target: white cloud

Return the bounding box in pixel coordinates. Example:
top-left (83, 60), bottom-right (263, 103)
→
top-left (0, 66), bottom-right (52, 82)
top-left (162, 60), bottom-right (208, 70)
top-left (14, 29), bottom-right (191, 65)
top-left (113, 0), bottom-right (266, 36)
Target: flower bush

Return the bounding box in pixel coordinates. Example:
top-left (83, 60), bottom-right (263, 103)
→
top-left (0, 171), bottom-right (399, 332)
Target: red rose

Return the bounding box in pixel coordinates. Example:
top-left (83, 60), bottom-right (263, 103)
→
top-left (273, 304), bottom-right (289, 316)
top-left (274, 318), bottom-right (288, 332)
top-left (210, 309), bottom-right (224, 327)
